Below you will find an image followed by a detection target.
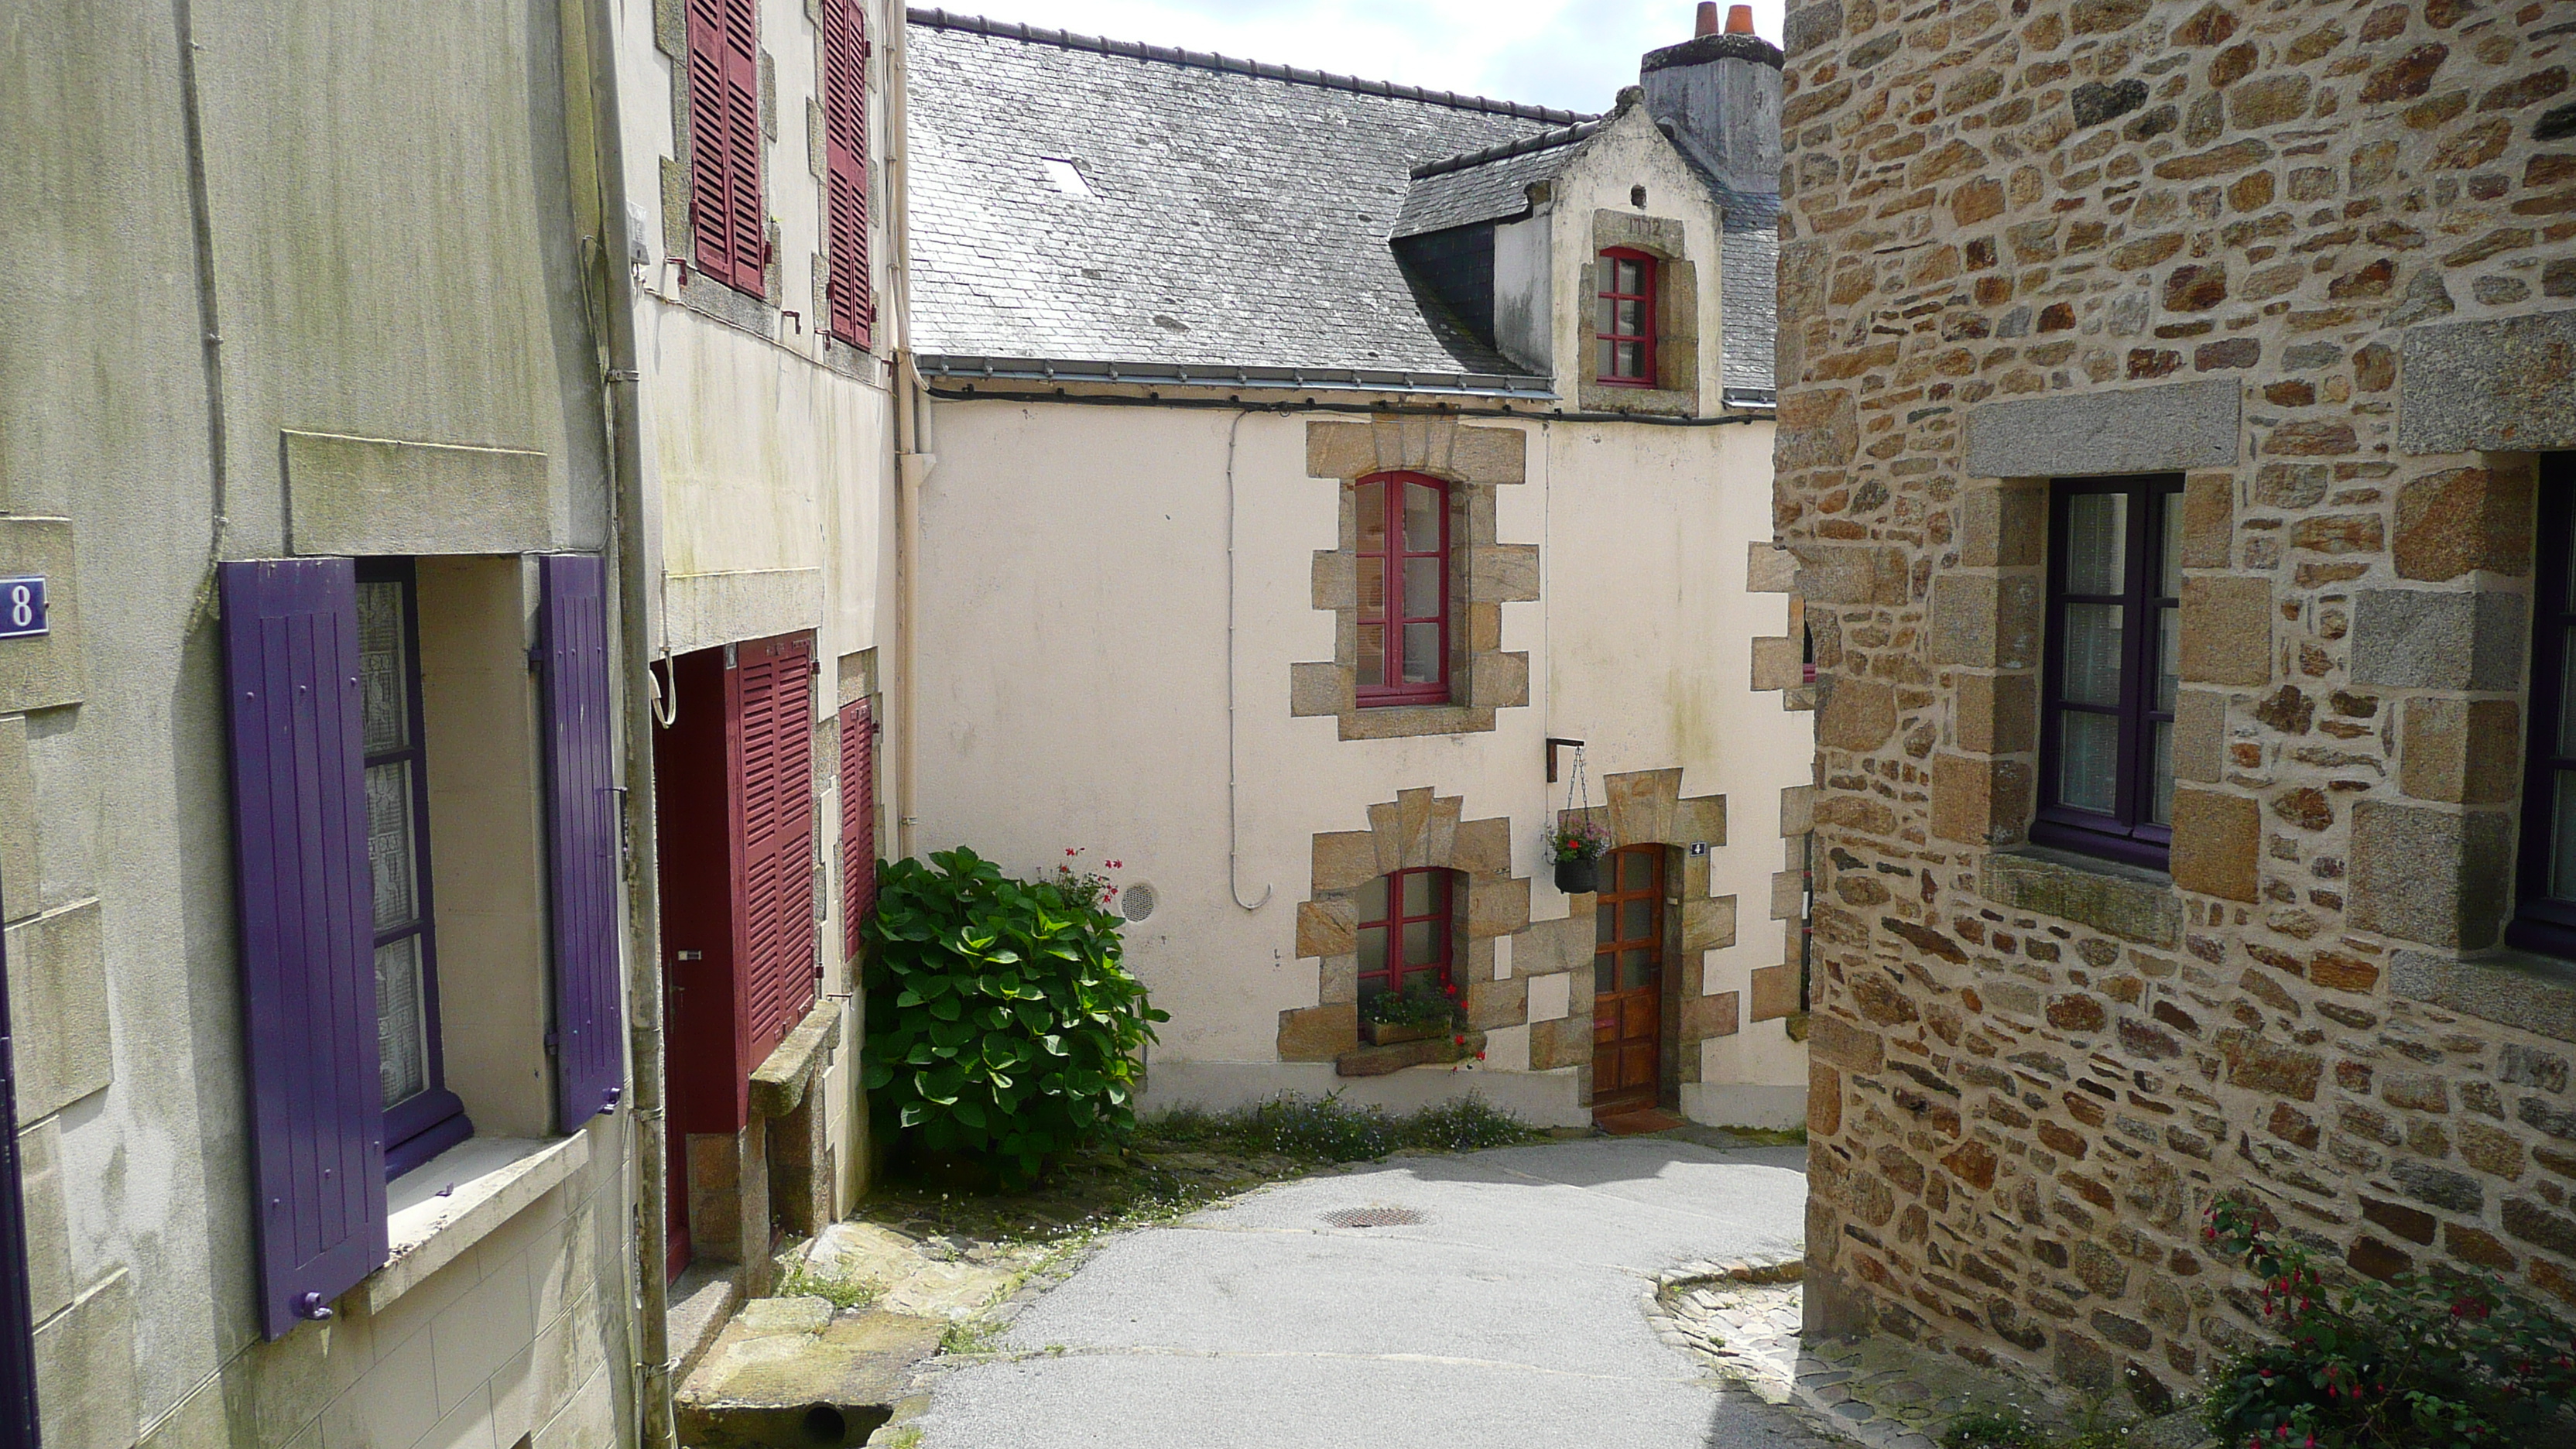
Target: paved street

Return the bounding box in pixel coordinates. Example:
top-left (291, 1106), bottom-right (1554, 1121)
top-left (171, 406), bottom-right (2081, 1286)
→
top-left (909, 1138), bottom-right (1842, 1449)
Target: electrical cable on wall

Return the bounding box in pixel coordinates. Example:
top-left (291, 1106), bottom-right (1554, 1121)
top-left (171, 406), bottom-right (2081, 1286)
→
top-left (1224, 409), bottom-right (1270, 912)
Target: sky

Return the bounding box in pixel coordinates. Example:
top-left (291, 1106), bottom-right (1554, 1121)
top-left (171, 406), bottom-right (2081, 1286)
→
top-left (920, 1), bottom-right (1790, 115)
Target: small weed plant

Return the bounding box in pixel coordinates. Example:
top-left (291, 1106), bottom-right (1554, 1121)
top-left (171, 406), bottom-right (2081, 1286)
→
top-left (1146, 1091), bottom-right (1542, 1163)
top-left (862, 847), bottom-right (1167, 1187)
top-left (2202, 1194), bottom-right (2576, 1448)
top-left (773, 1260), bottom-right (879, 1312)
top-left (1358, 985), bottom-right (1461, 1028)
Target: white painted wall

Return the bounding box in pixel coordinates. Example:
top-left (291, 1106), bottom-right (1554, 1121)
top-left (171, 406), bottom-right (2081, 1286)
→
top-left (912, 401), bottom-right (1810, 1122)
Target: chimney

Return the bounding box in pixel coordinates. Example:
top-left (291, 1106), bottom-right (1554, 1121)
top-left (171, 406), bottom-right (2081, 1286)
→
top-left (1640, 5), bottom-right (1784, 196)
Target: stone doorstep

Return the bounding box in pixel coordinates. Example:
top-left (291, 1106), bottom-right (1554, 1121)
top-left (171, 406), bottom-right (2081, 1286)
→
top-left (676, 1297), bottom-right (944, 1449)
top-left (668, 1258), bottom-right (745, 1392)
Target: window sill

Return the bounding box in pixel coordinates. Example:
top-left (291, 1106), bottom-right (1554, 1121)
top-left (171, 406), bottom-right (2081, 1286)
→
top-left (1337, 1031), bottom-right (1484, 1077)
top-left (1576, 382), bottom-right (1697, 416)
top-left (2390, 946), bottom-right (2576, 1046)
top-left (363, 1131), bottom-right (591, 1314)
top-left (1338, 702), bottom-right (1498, 741)
top-left (1981, 846), bottom-right (2179, 948)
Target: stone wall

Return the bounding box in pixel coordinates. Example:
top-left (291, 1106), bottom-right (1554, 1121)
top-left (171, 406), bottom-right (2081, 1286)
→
top-left (1774, 0), bottom-right (2576, 1410)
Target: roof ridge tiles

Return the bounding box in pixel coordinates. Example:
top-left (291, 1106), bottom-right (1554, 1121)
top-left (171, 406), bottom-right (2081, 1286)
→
top-left (1408, 116), bottom-right (1609, 180)
top-left (907, 7), bottom-right (1597, 126)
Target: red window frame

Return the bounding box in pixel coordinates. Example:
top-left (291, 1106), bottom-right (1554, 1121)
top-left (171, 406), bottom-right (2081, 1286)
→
top-left (1355, 868), bottom-right (1454, 1001)
top-left (1354, 471), bottom-right (1450, 707)
top-left (1596, 248), bottom-right (1658, 388)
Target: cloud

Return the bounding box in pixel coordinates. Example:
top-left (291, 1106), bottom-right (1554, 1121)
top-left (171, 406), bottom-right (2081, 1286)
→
top-left (916, 1), bottom-right (1788, 114)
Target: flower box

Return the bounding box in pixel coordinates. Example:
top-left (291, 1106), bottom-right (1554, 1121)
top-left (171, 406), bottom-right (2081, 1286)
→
top-left (1362, 1019), bottom-right (1444, 1046)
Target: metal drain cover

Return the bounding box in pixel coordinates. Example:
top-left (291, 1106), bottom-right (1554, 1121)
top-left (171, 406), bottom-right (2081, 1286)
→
top-left (1321, 1205), bottom-right (1423, 1228)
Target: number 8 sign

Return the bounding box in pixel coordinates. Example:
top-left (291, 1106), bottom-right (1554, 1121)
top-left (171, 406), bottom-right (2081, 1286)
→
top-left (0, 578), bottom-right (47, 641)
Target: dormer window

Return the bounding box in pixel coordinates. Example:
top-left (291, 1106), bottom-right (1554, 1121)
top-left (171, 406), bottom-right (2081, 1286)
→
top-left (1596, 248), bottom-right (1657, 387)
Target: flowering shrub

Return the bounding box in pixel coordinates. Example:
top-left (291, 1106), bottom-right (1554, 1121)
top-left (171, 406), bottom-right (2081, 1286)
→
top-left (2202, 1194), bottom-right (2576, 1448)
top-left (861, 847), bottom-right (1166, 1187)
top-left (1050, 847), bottom-right (1122, 910)
top-left (1359, 985), bottom-right (1459, 1028)
top-left (1544, 819), bottom-right (1610, 864)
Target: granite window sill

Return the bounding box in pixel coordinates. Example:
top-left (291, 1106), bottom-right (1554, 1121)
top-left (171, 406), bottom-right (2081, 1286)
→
top-left (2391, 947), bottom-right (2576, 1045)
top-left (1980, 846), bottom-right (2180, 948)
top-left (363, 1130), bottom-right (591, 1313)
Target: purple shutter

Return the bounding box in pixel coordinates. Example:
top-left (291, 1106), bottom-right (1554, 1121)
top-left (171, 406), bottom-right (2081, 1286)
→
top-left (540, 555), bottom-right (625, 1130)
top-left (220, 558), bottom-right (385, 1341)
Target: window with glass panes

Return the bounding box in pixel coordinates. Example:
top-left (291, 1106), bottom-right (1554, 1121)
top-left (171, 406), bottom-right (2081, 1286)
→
top-left (2513, 455), bottom-right (2576, 958)
top-left (355, 560), bottom-right (469, 1177)
top-left (2034, 475), bottom-right (2181, 869)
top-left (1355, 471), bottom-right (1450, 706)
top-left (1596, 248), bottom-right (1657, 387)
top-left (1355, 868), bottom-right (1453, 1002)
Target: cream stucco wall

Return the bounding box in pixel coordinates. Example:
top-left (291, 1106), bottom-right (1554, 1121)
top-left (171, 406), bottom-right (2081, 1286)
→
top-left (912, 399), bottom-right (1811, 1126)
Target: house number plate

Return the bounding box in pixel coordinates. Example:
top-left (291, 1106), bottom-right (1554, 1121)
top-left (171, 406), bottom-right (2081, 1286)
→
top-left (0, 578), bottom-right (46, 640)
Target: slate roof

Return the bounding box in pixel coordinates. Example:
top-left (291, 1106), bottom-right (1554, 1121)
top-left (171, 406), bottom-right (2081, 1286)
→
top-left (903, 9), bottom-right (1778, 404)
top-left (905, 11), bottom-right (1579, 384)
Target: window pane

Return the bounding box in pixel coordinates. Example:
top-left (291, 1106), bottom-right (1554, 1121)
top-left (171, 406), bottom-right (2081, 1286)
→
top-left (1401, 869), bottom-right (1432, 916)
top-left (1622, 897), bottom-right (1653, 940)
top-left (1403, 558), bottom-right (1441, 620)
top-left (1355, 875), bottom-right (1388, 924)
top-left (1615, 299), bottom-right (1643, 335)
top-left (2559, 627), bottom-right (2576, 755)
top-left (1403, 481), bottom-right (1441, 550)
top-left (1596, 901), bottom-right (1616, 944)
top-left (1358, 624), bottom-right (1385, 686)
top-left (358, 580), bottom-right (410, 755)
top-left (1402, 920), bottom-right (1436, 965)
top-left (2059, 711), bottom-right (2119, 814)
top-left (2151, 719), bottom-right (2174, 827)
top-left (1616, 259), bottom-right (1643, 293)
top-left (1596, 338), bottom-right (1617, 377)
top-left (2063, 492), bottom-right (2128, 595)
top-left (2157, 604), bottom-right (2179, 713)
top-left (1355, 481), bottom-right (1386, 552)
top-left (2159, 491), bottom-right (2183, 596)
top-left (1596, 955), bottom-right (1615, 995)
top-left (1622, 850), bottom-right (1653, 890)
top-left (2554, 770), bottom-right (2576, 900)
top-left (1402, 623), bottom-right (1441, 684)
top-left (1613, 341), bottom-right (1643, 378)
top-left (1356, 558), bottom-right (1385, 619)
top-left (377, 936), bottom-right (429, 1108)
top-left (1358, 923), bottom-right (1388, 975)
top-left (2062, 603), bottom-right (2126, 706)
top-left (1622, 949), bottom-right (1653, 992)
top-left (366, 761), bottom-right (418, 932)
top-left (1596, 297), bottom-right (1617, 335)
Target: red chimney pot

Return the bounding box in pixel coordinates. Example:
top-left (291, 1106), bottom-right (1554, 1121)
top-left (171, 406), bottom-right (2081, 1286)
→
top-left (1694, 2), bottom-right (1719, 36)
top-left (1725, 4), bottom-right (1756, 35)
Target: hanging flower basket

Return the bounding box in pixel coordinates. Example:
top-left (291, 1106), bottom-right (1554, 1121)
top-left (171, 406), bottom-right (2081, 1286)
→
top-left (1545, 818), bottom-right (1610, 894)
top-left (1553, 855), bottom-right (1601, 894)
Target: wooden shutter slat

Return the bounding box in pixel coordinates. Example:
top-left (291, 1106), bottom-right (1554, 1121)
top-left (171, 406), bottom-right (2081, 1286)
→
top-left (539, 556), bottom-right (625, 1131)
top-left (838, 697), bottom-right (875, 957)
top-left (221, 558), bottom-right (385, 1341)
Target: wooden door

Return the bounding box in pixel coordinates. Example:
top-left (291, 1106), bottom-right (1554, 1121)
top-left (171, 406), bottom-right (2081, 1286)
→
top-left (1591, 845), bottom-right (1665, 1113)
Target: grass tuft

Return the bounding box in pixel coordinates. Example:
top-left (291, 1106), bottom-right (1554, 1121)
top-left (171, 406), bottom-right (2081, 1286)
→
top-left (1142, 1091), bottom-right (1546, 1163)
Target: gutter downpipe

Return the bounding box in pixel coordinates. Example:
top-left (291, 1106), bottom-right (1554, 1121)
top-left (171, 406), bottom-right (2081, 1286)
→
top-left (888, 7), bottom-right (929, 865)
top-left (564, 1), bottom-right (677, 1442)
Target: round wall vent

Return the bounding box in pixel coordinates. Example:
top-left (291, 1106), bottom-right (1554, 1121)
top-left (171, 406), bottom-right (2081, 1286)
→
top-left (1120, 882), bottom-right (1157, 923)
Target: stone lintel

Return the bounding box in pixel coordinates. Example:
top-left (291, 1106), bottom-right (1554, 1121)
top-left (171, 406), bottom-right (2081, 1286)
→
top-left (2389, 948), bottom-right (2576, 1045)
top-left (1982, 848), bottom-right (2179, 947)
top-left (750, 996), bottom-right (845, 1119)
top-left (2396, 309), bottom-right (2576, 455)
top-left (1962, 379), bottom-right (2240, 479)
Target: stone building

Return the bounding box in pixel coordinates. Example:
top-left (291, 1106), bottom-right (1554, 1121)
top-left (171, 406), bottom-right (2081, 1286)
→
top-left (1774, 0), bottom-right (2576, 1409)
top-left (899, 9), bottom-right (1817, 1130)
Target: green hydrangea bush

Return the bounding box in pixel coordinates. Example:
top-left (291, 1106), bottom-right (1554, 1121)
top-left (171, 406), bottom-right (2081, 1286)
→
top-left (861, 848), bottom-right (1167, 1185)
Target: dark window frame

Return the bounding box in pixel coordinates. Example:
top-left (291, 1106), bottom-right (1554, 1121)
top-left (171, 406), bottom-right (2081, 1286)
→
top-left (1596, 247), bottom-right (1658, 388)
top-left (1354, 471), bottom-right (1452, 707)
top-left (1355, 867), bottom-right (1454, 1001)
top-left (2033, 474), bottom-right (2181, 872)
top-left (356, 559), bottom-right (471, 1180)
top-left (2513, 455), bottom-right (2576, 959)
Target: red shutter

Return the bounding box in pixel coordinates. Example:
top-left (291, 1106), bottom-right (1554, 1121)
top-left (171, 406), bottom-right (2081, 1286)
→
top-left (684, 0), bottom-right (764, 295)
top-left (821, 0), bottom-right (872, 348)
top-left (838, 697), bottom-right (875, 957)
top-left (722, 0), bottom-right (765, 295)
top-left (729, 634), bottom-right (815, 1070)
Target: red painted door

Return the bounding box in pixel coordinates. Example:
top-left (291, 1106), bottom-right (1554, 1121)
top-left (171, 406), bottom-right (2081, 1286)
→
top-left (1591, 845), bottom-right (1665, 1115)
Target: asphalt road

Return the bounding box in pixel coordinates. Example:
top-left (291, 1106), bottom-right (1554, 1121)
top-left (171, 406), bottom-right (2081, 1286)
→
top-left (909, 1136), bottom-right (1842, 1449)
